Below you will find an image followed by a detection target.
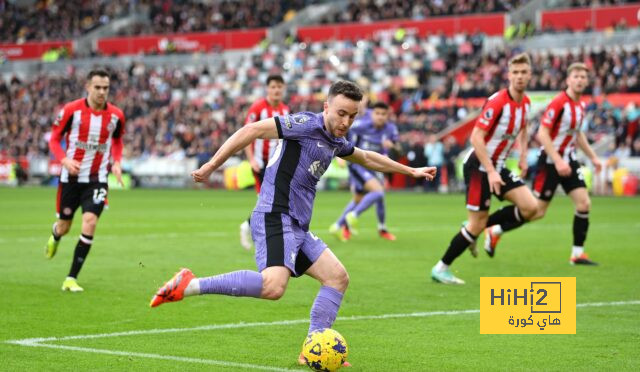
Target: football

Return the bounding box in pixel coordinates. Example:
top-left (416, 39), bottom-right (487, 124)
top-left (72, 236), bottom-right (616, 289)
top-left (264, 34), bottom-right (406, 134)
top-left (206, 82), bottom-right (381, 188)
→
top-left (301, 328), bottom-right (349, 372)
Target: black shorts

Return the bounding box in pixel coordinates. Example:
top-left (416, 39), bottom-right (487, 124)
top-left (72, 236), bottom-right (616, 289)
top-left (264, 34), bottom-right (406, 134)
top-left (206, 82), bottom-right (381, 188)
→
top-left (533, 152), bottom-right (586, 201)
top-left (463, 151), bottom-right (525, 211)
top-left (253, 168), bottom-right (266, 193)
top-left (56, 182), bottom-right (108, 220)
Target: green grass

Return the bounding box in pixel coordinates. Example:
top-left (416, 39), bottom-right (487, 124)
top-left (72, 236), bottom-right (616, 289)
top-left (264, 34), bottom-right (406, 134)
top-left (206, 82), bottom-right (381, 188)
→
top-left (1, 187), bottom-right (639, 371)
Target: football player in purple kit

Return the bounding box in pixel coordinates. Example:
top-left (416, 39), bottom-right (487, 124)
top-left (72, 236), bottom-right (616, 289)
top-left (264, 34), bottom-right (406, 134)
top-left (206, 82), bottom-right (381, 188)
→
top-left (149, 81), bottom-right (436, 367)
top-left (329, 101), bottom-right (399, 241)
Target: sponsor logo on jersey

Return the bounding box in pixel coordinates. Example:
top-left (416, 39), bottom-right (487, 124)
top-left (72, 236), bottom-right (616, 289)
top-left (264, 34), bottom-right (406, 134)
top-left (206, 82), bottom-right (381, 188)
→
top-left (484, 108), bottom-right (494, 120)
top-left (76, 141), bottom-right (108, 152)
top-left (107, 114), bottom-right (118, 133)
top-left (308, 160), bottom-right (328, 179)
top-left (546, 109), bottom-right (555, 119)
top-left (293, 114), bottom-right (310, 125)
top-left (54, 109), bottom-right (64, 126)
top-left (283, 115), bottom-right (292, 129)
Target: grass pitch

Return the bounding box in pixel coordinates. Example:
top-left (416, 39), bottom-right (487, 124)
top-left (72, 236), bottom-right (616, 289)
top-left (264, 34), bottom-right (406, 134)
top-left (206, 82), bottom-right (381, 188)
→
top-left (1, 187), bottom-right (639, 371)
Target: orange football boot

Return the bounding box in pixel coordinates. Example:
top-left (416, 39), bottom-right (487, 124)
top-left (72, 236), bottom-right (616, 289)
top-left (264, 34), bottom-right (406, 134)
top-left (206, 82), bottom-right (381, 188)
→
top-left (150, 268), bottom-right (195, 308)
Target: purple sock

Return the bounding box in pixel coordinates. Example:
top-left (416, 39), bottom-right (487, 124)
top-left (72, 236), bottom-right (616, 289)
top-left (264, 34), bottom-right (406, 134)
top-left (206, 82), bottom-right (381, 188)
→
top-left (353, 191), bottom-right (384, 216)
top-left (336, 200), bottom-right (356, 226)
top-left (198, 270), bottom-right (263, 298)
top-left (375, 198), bottom-right (386, 226)
top-left (308, 286), bottom-right (344, 334)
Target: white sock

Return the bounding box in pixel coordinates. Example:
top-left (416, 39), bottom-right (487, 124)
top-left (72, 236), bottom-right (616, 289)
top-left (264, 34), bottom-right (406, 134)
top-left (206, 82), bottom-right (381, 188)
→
top-left (378, 223), bottom-right (386, 231)
top-left (572, 246), bottom-right (584, 257)
top-left (240, 220), bottom-right (249, 229)
top-left (184, 278), bottom-right (200, 297)
top-left (435, 260), bottom-right (449, 272)
top-left (491, 225), bottom-right (503, 236)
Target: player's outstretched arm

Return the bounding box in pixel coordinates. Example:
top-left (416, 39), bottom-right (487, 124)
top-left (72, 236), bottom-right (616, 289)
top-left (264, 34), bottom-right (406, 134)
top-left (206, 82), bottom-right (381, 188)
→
top-left (192, 119), bottom-right (279, 183)
top-left (342, 147), bottom-right (436, 181)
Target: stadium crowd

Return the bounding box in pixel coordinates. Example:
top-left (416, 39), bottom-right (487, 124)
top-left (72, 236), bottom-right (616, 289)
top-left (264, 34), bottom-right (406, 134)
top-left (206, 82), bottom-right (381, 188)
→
top-left (0, 0), bottom-right (311, 43)
top-left (1, 33), bottom-right (639, 173)
top-left (126, 0), bottom-right (312, 36)
top-left (321, 0), bottom-right (529, 24)
top-left (2, 0), bottom-right (637, 44)
top-left (0, 0), bottom-right (136, 43)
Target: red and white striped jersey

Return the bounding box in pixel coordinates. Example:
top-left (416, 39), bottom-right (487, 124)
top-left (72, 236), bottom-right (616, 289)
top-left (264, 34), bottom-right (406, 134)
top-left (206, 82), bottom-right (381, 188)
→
top-left (49, 98), bottom-right (125, 183)
top-left (540, 91), bottom-right (585, 163)
top-left (245, 98), bottom-right (289, 169)
top-left (475, 89), bottom-right (531, 169)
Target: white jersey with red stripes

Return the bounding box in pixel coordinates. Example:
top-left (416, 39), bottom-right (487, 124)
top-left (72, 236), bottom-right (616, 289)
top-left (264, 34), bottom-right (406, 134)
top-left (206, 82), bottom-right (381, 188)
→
top-left (245, 98), bottom-right (289, 169)
top-left (52, 98), bottom-right (125, 183)
top-left (540, 91), bottom-right (585, 163)
top-left (474, 89), bottom-right (531, 170)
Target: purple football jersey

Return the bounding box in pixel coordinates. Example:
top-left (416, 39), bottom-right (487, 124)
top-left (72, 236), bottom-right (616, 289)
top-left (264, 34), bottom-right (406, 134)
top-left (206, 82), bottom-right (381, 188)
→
top-left (348, 109), bottom-right (398, 155)
top-left (253, 112), bottom-right (355, 230)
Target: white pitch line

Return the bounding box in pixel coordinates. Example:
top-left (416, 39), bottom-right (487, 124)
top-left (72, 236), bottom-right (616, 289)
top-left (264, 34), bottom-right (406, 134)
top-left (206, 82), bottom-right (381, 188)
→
top-left (576, 300), bottom-right (640, 308)
top-left (14, 342), bottom-right (296, 372)
top-left (6, 300), bottom-right (639, 345)
top-left (4, 300), bottom-right (638, 370)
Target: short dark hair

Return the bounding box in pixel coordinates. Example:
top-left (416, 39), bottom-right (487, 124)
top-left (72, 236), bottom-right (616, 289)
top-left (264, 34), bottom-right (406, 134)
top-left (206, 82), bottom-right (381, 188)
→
top-left (266, 74), bottom-right (284, 85)
top-left (87, 69), bottom-right (110, 81)
top-left (372, 102), bottom-right (389, 110)
top-left (328, 80), bottom-right (363, 102)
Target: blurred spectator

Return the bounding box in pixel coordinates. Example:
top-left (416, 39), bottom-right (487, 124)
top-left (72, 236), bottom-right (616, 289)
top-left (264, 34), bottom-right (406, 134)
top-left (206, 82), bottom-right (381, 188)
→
top-left (424, 134), bottom-right (444, 191)
top-left (570, 0), bottom-right (633, 6)
top-left (122, 0), bottom-right (311, 36)
top-left (631, 137), bottom-right (640, 157)
top-left (1, 33), bottom-right (638, 170)
top-left (0, 0), bottom-right (135, 43)
top-left (323, 0), bottom-right (529, 24)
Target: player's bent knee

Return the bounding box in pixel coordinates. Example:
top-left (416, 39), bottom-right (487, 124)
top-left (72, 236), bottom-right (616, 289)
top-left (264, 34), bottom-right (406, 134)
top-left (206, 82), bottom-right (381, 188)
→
top-left (57, 221), bottom-right (71, 235)
top-left (576, 198), bottom-right (591, 212)
top-left (337, 269), bottom-right (350, 290)
top-left (260, 286), bottom-right (286, 301)
top-left (533, 208), bottom-right (546, 221)
top-left (82, 214), bottom-right (98, 231)
top-left (260, 269), bottom-right (289, 300)
top-left (261, 283), bottom-right (287, 300)
top-left (325, 267), bottom-right (349, 292)
top-left (520, 202), bottom-right (538, 221)
top-left (467, 217), bottom-right (488, 236)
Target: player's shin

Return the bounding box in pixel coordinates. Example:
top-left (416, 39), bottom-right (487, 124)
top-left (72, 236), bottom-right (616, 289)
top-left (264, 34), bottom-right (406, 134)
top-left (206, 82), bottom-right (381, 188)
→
top-left (68, 234), bottom-right (92, 278)
top-left (353, 191), bottom-right (383, 216)
top-left (486, 205), bottom-right (526, 233)
top-left (197, 270), bottom-right (263, 297)
top-left (441, 227), bottom-right (477, 266)
top-left (308, 286), bottom-right (344, 334)
top-left (376, 197), bottom-right (386, 228)
top-left (336, 200), bottom-right (356, 227)
top-left (52, 222), bottom-right (62, 241)
top-left (572, 210), bottom-right (589, 255)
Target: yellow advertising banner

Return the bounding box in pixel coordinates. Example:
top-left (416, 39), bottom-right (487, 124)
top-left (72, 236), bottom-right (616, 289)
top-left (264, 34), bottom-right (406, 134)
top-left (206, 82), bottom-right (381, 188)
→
top-left (480, 277), bottom-right (576, 334)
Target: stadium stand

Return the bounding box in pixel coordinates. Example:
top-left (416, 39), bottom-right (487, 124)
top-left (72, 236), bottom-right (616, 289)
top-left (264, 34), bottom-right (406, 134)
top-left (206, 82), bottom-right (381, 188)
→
top-left (1, 0), bottom-right (639, 190)
top-left (1, 41), bottom-right (638, 162)
top-left (136, 0), bottom-right (310, 35)
top-left (0, 0), bottom-right (136, 43)
top-left (320, 0), bottom-right (529, 24)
